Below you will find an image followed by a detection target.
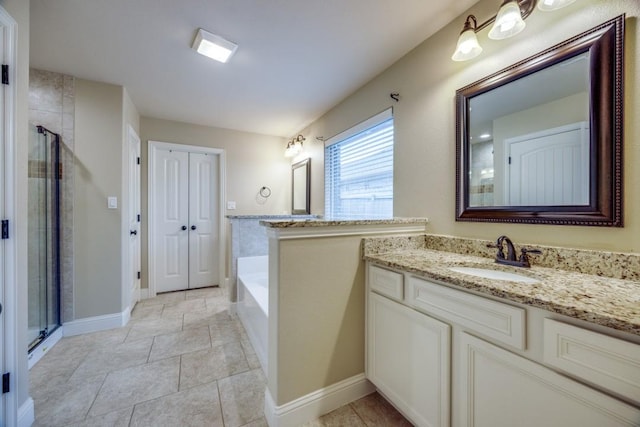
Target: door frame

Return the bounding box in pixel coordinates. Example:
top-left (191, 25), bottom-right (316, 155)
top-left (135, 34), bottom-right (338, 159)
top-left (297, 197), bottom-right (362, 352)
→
top-left (147, 141), bottom-right (226, 298)
top-left (126, 126), bottom-right (141, 310)
top-left (0, 6), bottom-right (18, 426)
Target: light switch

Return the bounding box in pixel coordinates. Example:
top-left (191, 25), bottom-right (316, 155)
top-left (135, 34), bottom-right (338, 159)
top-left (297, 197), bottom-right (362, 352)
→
top-left (227, 201), bottom-right (236, 210)
top-left (107, 196), bottom-right (118, 209)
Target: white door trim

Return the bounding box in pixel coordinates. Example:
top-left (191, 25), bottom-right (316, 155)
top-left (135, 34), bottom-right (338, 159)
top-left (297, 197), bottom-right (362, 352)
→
top-left (0, 6), bottom-right (19, 427)
top-left (126, 126), bottom-right (141, 313)
top-left (148, 140), bottom-right (226, 298)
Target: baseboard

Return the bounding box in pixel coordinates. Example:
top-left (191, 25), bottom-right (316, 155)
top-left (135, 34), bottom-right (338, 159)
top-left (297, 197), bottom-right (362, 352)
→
top-left (264, 374), bottom-right (374, 427)
top-left (28, 327), bottom-right (63, 369)
top-left (63, 308), bottom-right (129, 337)
top-left (229, 301), bottom-right (237, 316)
top-left (17, 397), bottom-right (35, 427)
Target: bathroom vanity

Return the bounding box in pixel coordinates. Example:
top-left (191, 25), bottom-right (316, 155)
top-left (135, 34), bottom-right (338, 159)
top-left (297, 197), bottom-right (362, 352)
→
top-left (364, 236), bottom-right (640, 427)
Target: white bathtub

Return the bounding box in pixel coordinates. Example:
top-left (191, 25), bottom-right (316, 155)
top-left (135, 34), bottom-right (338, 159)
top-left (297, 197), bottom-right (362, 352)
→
top-left (237, 255), bottom-right (268, 372)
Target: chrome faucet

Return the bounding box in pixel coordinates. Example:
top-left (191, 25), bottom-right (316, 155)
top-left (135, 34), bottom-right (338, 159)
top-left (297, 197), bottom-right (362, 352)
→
top-left (487, 235), bottom-right (542, 268)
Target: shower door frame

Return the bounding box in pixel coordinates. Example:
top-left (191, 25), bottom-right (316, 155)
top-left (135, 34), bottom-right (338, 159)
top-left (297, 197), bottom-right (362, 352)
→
top-left (27, 126), bottom-right (62, 352)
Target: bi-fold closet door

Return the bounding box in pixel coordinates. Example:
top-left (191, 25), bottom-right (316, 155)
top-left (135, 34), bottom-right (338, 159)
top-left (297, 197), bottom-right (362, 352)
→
top-left (154, 148), bottom-right (219, 293)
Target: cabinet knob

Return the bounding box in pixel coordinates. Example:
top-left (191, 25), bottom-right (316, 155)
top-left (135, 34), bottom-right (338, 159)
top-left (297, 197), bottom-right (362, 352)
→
top-left (130, 230), bottom-right (137, 236)
top-left (181, 225), bottom-right (187, 231)
top-left (191, 225), bottom-right (197, 231)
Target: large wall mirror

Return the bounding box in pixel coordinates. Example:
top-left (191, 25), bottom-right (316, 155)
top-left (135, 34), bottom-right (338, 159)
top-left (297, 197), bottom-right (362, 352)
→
top-left (292, 158), bottom-right (310, 214)
top-left (455, 15), bottom-right (624, 226)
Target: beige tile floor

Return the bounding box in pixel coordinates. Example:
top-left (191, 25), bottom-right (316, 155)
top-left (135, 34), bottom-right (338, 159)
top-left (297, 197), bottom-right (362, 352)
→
top-left (30, 287), bottom-right (412, 427)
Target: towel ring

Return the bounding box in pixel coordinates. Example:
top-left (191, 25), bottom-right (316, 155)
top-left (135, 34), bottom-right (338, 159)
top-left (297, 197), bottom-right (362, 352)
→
top-left (259, 186), bottom-right (271, 198)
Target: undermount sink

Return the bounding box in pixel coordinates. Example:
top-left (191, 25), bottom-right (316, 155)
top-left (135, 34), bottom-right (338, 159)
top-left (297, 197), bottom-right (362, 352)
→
top-left (448, 266), bottom-right (540, 284)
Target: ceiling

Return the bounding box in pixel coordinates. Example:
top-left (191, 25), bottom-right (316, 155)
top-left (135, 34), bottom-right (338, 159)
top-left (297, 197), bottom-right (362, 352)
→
top-left (30, 0), bottom-right (479, 137)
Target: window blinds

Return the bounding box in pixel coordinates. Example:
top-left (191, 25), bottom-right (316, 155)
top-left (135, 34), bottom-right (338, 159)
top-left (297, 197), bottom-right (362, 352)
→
top-left (325, 112), bottom-right (394, 219)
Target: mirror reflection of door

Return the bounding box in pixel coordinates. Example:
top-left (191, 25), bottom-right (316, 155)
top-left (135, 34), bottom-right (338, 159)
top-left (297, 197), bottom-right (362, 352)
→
top-left (467, 53), bottom-right (590, 207)
top-left (505, 122), bottom-right (589, 206)
top-left (292, 158), bottom-right (310, 214)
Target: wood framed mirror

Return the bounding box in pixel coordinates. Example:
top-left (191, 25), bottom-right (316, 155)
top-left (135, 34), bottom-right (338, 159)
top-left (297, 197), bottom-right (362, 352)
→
top-left (455, 15), bottom-right (624, 226)
top-left (292, 158), bottom-right (310, 214)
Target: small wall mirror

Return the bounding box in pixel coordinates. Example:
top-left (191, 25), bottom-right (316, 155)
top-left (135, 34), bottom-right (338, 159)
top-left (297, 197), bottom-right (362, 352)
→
top-left (292, 158), bottom-right (310, 214)
top-left (455, 15), bottom-right (623, 226)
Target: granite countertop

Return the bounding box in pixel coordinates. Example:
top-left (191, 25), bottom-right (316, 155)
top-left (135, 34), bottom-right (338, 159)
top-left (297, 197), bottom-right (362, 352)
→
top-left (364, 248), bottom-right (640, 336)
top-left (260, 217), bottom-right (428, 228)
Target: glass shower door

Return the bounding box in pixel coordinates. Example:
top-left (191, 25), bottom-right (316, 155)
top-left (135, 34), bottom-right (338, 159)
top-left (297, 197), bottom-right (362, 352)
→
top-left (28, 124), bottom-right (61, 351)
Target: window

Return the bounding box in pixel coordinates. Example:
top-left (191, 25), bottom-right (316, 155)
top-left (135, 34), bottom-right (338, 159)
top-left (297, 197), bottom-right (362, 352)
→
top-left (325, 109), bottom-right (394, 219)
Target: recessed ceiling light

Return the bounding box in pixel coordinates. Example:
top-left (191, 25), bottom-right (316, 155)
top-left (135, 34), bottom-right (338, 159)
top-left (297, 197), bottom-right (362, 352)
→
top-left (192, 28), bottom-right (238, 63)
top-left (479, 133), bottom-right (492, 139)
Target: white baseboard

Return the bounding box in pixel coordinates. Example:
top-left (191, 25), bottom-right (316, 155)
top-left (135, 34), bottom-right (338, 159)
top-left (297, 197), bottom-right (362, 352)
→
top-left (63, 308), bottom-right (129, 337)
top-left (229, 301), bottom-right (237, 316)
top-left (264, 374), bottom-right (374, 427)
top-left (28, 327), bottom-right (63, 369)
top-left (17, 397), bottom-right (35, 427)
top-left (140, 288), bottom-right (149, 300)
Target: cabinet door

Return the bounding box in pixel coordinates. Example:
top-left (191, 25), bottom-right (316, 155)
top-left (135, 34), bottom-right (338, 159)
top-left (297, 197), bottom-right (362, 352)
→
top-left (458, 332), bottom-right (640, 427)
top-left (367, 291), bottom-right (451, 427)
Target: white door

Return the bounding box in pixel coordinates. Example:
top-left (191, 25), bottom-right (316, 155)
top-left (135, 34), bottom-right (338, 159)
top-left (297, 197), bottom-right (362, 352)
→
top-left (128, 127), bottom-right (141, 308)
top-left (506, 122), bottom-right (589, 206)
top-left (153, 148), bottom-right (219, 293)
top-left (154, 149), bottom-right (189, 292)
top-left (0, 22), bottom-right (5, 425)
top-left (188, 152), bottom-right (219, 288)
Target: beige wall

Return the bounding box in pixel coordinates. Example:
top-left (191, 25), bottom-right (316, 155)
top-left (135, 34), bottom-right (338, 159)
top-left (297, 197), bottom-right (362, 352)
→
top-left (74, 79), bottom-right (124, 318)
top-left (269, 235), bottom-right (367, 404)
top-left (139, 117), bottom-right (289, 289)
top-left (299, 0), bottom-right (639, 253)
top-left (2, 0), bottom-right (31, 412)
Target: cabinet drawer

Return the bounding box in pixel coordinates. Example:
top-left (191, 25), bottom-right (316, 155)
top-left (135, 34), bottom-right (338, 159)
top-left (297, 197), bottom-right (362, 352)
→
top-left (368, 264), bottom-right (404, 301)
top-left (407, 276), bottom-right (525, 350)
top-left (543, 319), bottom-right (640, 404)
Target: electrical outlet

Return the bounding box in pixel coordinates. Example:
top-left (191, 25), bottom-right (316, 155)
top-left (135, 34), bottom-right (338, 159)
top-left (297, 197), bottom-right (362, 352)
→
top-left (227, 201), bottom-right (236, 210)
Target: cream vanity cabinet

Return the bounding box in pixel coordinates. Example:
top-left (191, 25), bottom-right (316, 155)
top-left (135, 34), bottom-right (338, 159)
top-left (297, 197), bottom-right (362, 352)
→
top-left (366, 263), bottom-right (640, 427)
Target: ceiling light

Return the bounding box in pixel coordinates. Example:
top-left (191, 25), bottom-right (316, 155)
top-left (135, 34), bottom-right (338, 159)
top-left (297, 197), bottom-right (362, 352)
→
top-left (192, 28), bottom-right (238, 63)
top-left (452, 15), bottom-right (483, 61)
top-left (537, 0), bottom-right (577, 11)
top-left (479, 133), bottom-right (492, 139)
top-left (489, 0), bottom-right (526, 40)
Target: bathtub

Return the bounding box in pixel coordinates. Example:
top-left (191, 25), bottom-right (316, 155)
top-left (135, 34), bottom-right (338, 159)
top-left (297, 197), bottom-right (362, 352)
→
top-left (236, 255), bottom-right (268, 372)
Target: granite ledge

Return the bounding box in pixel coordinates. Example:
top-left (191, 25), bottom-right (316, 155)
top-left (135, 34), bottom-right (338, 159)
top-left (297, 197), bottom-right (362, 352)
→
top-left (260, 217), bottom-right (428, 228)
top-left (226, 214), bottom-right (317, 219)
top-left (364, 249), bottom-right (640, 337)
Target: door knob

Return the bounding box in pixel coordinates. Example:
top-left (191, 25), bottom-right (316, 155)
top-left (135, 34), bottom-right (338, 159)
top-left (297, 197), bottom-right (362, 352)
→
top-left (191, 225), bottom-right (197, 230)
top-left (130, 230), bottom-right (137, 236)
top-left (181, 225), bottom-right (187, 231)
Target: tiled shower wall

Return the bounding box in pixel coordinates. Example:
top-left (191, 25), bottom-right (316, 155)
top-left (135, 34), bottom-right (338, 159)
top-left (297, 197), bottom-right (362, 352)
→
top-left (29, 69), bottom-right (75, 323)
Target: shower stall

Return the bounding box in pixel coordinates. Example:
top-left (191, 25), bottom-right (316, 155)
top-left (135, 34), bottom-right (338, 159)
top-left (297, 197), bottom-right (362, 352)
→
top-left (27, 124), bottom-right (62, 352)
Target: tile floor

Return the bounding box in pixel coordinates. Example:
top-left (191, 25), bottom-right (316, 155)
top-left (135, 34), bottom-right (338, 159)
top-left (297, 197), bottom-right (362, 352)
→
top-left (29, 287), bottom-right (412, 427)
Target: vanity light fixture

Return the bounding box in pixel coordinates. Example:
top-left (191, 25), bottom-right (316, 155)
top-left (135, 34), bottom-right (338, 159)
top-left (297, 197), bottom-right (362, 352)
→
top-left (192, 28), bottom-right (238, 63)
top-left (537, 0), bottom-right (577, 11)
top-left (285, 135), bottom-right (305, 158)
top-left (489, 0), bottom-right (527, 40)
top-left (452, 0), bottom-right (576, 61)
